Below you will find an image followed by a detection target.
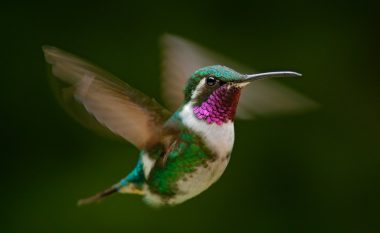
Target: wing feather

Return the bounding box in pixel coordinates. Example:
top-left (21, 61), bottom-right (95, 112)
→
top-left (43, 46), bottom-right (171, 149)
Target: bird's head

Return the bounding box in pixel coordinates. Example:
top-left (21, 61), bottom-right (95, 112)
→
top-left (183, 65), bottom-right (301, 125)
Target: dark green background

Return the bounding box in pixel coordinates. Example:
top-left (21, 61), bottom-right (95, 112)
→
top-left (1, 1), bottom-right (379, 233)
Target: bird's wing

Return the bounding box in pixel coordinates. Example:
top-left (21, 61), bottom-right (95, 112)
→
top-left (160, 34), bottom-right (318, 119)
top-left (43, 46), bottom-right (171, 149)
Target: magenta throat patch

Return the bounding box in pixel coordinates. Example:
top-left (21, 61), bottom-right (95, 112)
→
top-left (193, 85), bottom-right (241, 125)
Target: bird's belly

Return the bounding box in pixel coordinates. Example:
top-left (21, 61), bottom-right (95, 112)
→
top-left (172, 156), bottom-right (230, 204)
top-left (143, 155), bottom-right (230, 206)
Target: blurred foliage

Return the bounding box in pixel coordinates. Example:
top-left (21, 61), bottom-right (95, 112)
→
top-left (0, 1), bottom-right (379, 233)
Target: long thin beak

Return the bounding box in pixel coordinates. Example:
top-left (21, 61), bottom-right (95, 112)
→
top-left (244, 71), bottom-right (302, 82)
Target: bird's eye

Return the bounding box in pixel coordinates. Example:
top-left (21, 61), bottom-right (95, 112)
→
top-left (206, 76), bottom-right (217, 86)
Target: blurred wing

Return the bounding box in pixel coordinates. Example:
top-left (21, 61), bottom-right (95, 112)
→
top-left (160, 34), bottom-right (318, 119)
top-left (43, 46), bottom-right (171, 149)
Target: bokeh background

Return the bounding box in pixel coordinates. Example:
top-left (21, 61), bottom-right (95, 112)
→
top-left (1, 1), bottom-right (379, 233)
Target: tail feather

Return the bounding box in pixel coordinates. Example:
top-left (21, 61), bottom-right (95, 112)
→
top-left (78, 186), bottom-right (118, 206)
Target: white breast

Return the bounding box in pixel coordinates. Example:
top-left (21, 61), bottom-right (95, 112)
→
top-left (179, 103), bottom-right (235, 157)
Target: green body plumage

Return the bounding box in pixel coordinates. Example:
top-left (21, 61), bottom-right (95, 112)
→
top-left (148, 114), bottom-right (215, 197)
top-left (114, 107), bottom-right (225, 206)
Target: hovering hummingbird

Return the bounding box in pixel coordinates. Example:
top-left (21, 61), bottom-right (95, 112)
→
top-left (43, 34), bottom-right (316, 207)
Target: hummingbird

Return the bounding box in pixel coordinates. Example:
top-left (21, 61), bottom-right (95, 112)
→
top-left (43, 34), bottom-right (316, 207)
